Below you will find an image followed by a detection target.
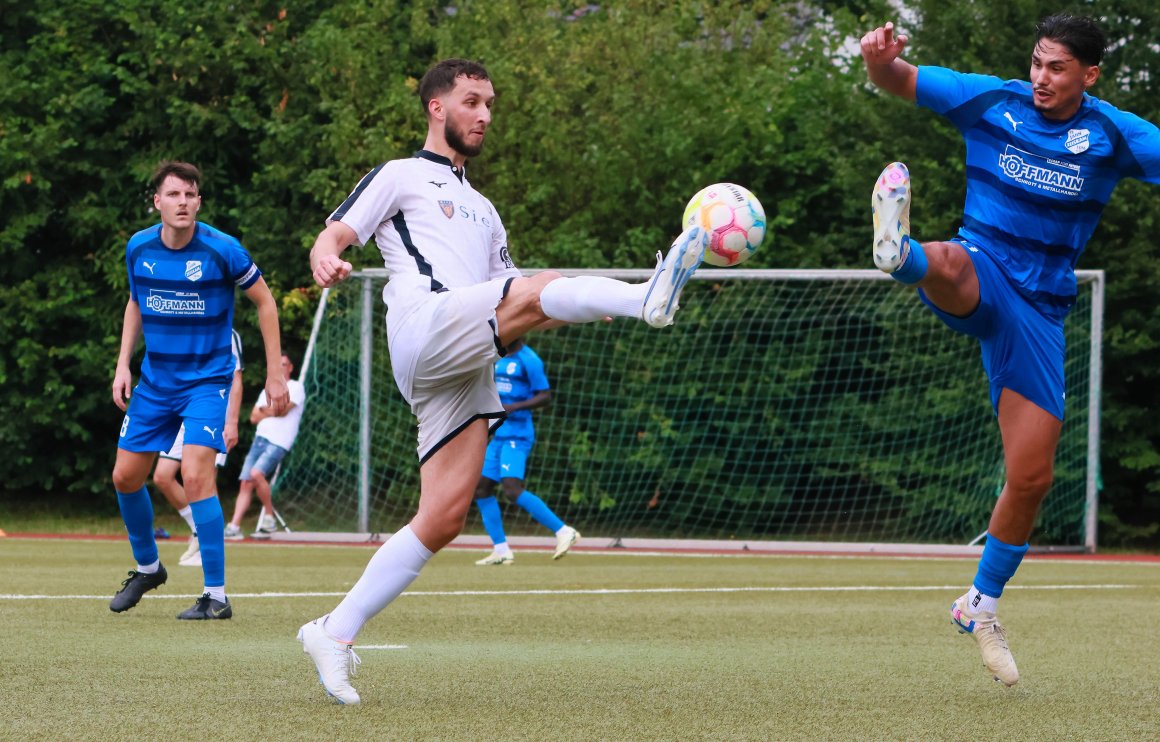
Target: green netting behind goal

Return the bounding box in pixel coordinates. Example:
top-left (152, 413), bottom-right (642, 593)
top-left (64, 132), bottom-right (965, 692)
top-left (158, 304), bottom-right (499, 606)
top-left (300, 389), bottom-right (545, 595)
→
top-left (274, 269), bottom-right (1101, 548)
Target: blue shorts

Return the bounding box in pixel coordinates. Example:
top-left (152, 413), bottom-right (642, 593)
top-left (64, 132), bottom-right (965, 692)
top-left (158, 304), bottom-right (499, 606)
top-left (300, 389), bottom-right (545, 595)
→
top-left (239, 436), bottom-right (289, 481)
top-left (918, 240), bottom-right (1066, 420)
top-left (118, 381), bottom-right (230, 453)
top-left (481, 437), bottom-right (534, 482)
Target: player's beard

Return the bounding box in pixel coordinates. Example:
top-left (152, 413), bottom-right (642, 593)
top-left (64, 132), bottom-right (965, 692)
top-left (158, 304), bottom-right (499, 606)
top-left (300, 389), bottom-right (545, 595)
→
top-left (445, 119), bottom-right (484, 159)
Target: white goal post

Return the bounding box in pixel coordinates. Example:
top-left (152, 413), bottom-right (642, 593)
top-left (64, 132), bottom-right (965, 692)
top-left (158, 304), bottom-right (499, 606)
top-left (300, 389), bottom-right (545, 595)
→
top-left (272, 268), bottom-right (1103, 554)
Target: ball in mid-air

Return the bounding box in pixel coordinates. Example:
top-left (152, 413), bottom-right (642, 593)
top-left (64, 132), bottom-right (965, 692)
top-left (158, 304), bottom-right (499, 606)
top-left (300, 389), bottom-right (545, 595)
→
top-left (682, 183), bottom-right (766, 266)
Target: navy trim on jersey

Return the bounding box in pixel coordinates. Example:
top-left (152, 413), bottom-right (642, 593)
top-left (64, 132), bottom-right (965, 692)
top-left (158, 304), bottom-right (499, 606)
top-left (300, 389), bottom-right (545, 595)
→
top-left (141, 309), bottom-right (232, 328)
top-left (963, 166), bottom-right (1106, 216)
top-left (488, 317), bottom-right (507, 357)
top-left (414, 149), bottom-right (465, 183)
top-left (390, 211), bottom-right (445, 292)
top-left (946, 89), bottom-right (1020, 129)
top-left (419, 411), bottom-right (507, 466)
top-left (332, 163), bottom-right (386, 222)
top-left (414, 150), bottom-right (453, 166)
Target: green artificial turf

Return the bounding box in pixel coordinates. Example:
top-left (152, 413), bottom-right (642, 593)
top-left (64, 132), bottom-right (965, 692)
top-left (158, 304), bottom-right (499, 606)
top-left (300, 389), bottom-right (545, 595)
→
top-left (1, 537), bottom-right (1157, 741)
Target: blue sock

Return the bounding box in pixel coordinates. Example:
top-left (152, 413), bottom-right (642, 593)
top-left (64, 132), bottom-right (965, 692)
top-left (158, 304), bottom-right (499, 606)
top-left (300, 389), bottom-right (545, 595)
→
top-left (190, 496), bottom-right (227, 588)
top-left (476, 496), bottom-right (508, 546)
top-left (116, 487), bottom-right (158, 566)
top-left (891, 236), bottom-right (928, 285)
top-left (515, 491), bottom-right (565, 533)
top-left (972, 533), bottom-right (1029, 598)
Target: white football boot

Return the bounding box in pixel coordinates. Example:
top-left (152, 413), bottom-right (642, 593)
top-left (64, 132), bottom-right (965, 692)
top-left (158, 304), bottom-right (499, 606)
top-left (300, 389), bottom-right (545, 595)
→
top-left (298, 616), bottom-right (362, 705)
top-left (552, 526), bottom-right (581, 560)
top-left (950, 592), bottom-right (1019, 687)
top-left (178, 534), bottom-right (201, 567)
top-left (475, 550), bottom-right (515, 566)
top-left (641, 226), bottom-right (708, 328)
top-left (872, 161), bottom-right (913, 273)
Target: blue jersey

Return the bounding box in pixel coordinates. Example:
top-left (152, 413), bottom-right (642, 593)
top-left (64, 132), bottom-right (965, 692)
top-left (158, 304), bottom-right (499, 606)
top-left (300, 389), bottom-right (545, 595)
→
top-left (917, 66), bottom-right (1160, 316)
top-left (125, 222), bottom-right (261, 391)
top-left (493, 344), bottom-right (550, 441)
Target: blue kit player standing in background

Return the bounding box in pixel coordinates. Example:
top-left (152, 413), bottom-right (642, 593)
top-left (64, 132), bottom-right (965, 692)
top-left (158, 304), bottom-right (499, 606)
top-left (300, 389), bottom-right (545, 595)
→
top-left (861, 15), bottom-right (1160, 685)
top-left (473, 337), bottom-right (580, 565)
top-left (109, 161), bottom-right (289, 620)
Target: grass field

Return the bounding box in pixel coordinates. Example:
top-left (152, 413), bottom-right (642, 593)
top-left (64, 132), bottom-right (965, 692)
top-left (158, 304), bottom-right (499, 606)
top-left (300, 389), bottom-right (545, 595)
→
top-left (2, 536), bottom-right (1157, 741)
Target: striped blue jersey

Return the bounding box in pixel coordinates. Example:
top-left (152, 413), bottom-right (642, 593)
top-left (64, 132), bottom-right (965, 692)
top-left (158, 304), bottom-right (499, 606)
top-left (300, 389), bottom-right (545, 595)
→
top-left (917, 66), bottom-right (1160, 315)
top-left (494, 344), bottom-right (550, 441)
top-left (125, 222), bottom-right (261, 390)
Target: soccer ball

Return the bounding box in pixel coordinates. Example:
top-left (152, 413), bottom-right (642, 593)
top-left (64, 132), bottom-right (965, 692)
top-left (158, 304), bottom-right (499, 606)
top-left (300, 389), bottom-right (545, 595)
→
top-left (682, 183), bottom-right (766, 266)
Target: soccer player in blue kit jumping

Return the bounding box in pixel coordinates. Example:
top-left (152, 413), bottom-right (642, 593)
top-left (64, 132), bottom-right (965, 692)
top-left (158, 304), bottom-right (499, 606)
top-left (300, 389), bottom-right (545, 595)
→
top-left (862, 15), bottom-right (1160, 685)
top-left (108, 161), bottom-right (289, 620)
top-left (473, 337), bottom-right (580, 565)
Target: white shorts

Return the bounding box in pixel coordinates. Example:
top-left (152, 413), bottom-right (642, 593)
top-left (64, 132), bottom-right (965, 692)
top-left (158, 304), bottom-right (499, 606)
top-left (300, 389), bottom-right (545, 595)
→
top-left (160, 423), bottom-right (228, 466)
top-left (389, 278), bottom-right (512, 463)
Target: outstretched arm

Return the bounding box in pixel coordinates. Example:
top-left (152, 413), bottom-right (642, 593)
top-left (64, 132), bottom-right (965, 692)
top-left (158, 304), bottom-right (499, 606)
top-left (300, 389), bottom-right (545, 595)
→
top-left (861, 21), bottom-right (917, 102)
top-left (310, 221), bottom-right (358, 288)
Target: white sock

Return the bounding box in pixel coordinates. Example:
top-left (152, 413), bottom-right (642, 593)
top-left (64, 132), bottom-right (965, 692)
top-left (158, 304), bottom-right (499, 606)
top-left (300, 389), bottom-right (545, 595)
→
top-left (495, 542), bottom-right (512, 556)
top-left (205, 585), bottom-right (227, 602)
top-left (555, 525), bottom-right (571, 536)
top-left (137, 560), bottom-right (160, 574)
top-left (177, 505), bottom-right (196, 534)
top-left (967, 586), bottom-right (998, 615)
top-left (323, 525), bottom-right (434, 643)
top-left (539, 276), bottom-right (649, 323)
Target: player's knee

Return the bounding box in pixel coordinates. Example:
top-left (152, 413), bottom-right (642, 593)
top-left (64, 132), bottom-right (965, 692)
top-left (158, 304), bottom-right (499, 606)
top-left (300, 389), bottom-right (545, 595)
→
top-left (426, 504), bottom-right (472, 547)
top-left (181, 470), bottom-right (214, 498)
top-left (1007, 464), bottom-right (1054, 500)
top-left (500, 482), bottom-right (524, 502)
top-left (250, 468), bottom-right (267, 484)
top-left (929, 241), bottom-right (973, 283)
top-left (111, 466), bottom-right (145, 493)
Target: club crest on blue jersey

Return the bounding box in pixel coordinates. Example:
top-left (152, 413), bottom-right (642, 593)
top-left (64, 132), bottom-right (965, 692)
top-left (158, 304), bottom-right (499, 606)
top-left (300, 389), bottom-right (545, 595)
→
top-left (185, 260), bottom-right (203, 281)
top-left (439, 200), bottom-right (455, 219)
top-left (1065, 128), bottom-right (1090, 154)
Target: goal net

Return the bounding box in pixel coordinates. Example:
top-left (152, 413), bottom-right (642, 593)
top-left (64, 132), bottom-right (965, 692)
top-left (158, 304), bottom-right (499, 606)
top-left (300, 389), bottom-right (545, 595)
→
top-left (274, 269), bottom-right (1103, 550)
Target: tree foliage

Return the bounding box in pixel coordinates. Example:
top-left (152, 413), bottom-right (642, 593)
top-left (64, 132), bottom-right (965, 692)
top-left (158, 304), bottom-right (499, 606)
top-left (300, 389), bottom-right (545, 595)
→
top-left (1, 0), bottom-right (1157, 544)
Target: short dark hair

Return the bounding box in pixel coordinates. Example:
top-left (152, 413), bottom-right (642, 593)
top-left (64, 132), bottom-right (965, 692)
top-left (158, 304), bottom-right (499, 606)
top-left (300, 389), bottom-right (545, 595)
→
top-left (418, 58), bottom-right (491, 113)
top-left (1036, 14), bottom-right (1107, 67)
top-left (150, 161), bottom-right (201, 193)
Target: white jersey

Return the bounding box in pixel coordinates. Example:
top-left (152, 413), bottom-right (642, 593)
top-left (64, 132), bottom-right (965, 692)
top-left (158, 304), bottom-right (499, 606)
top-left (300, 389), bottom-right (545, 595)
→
top-left (327, 150), bottom-right (521, 330)
top-left (254, 378), bottom-right (307, 451)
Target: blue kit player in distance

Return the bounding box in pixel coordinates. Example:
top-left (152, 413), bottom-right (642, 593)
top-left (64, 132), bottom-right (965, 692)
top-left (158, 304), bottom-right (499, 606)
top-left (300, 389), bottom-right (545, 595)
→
top-left (473, 337), bottom-right (580, 565)
top-left (862, 15), bottom-right (1160, 685)
top-left (109, 161), bottom-right (289, 620)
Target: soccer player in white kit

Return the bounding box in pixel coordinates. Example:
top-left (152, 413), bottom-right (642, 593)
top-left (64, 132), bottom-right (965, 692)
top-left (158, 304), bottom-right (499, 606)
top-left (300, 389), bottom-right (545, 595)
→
top-left (298, 58), bottom-right (708, 704)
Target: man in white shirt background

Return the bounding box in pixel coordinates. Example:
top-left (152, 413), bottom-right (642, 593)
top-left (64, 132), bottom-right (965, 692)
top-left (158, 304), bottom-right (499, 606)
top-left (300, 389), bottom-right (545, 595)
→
top-left (225, 353), bottom-right (306, 539)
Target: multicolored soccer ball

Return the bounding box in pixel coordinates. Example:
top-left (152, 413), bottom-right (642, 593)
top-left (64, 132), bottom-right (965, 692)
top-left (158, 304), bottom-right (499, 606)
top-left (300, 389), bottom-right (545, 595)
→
top-left (682, 183), bottom-right (766, 266)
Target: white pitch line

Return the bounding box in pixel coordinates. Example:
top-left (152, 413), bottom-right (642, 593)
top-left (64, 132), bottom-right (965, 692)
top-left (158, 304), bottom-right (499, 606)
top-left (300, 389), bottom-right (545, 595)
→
top-left (0, 584), bottom-right (1147, 601)
top-left (357, 645), bottom-right (409, 650)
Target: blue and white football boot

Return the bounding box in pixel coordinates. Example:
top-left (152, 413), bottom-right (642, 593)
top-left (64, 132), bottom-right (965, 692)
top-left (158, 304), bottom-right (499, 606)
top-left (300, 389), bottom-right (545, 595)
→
top-left (642, 226), bottom-right (708, 328)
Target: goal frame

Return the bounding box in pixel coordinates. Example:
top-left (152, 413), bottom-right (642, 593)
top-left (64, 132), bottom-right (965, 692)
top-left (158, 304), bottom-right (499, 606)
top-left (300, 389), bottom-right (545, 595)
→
top-left (293, 268), bottom-right (1104, 554)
